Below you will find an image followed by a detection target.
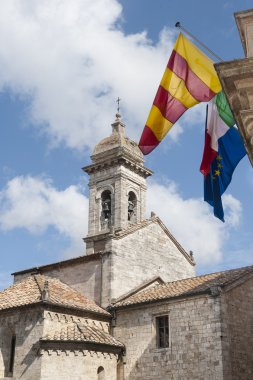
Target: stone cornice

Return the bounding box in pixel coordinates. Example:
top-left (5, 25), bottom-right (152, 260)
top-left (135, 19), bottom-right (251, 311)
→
top-left (0, 301), bottom-right (111, 321)
top-left (12, 253), bottom-right (102, 276)
top-left (235, 8), bottom-right (253, 57)
top-left (83, 233), bottom-right (112, 243)
top-left (39, 340), bottom-right (124, 355)
top-left (215, 58), bottom-right (253, 166)
top-left (83, 155), bottom-right (153, 178)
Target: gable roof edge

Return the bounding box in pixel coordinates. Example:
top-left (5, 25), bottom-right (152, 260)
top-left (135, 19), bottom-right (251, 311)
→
top-left (111, 216), bottom-right (195, 266)
top-left (222, 270), bottom-right (253, 292)
top-left (154, 217), bottom-right (195, 266)
top-left (111, 276), bottom-right (165, 304)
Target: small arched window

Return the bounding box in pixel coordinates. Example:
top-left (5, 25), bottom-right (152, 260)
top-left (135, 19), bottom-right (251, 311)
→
top-left (101, 190), bottom-right (112, 229)
top-left (128, 191), bottom-right (137, 222)
top-left (97, 366), bottom-right (105, 380)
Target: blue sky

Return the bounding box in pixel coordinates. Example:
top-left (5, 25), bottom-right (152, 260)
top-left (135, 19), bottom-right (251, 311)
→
top-left (0, 0), bottom-right (252, 289)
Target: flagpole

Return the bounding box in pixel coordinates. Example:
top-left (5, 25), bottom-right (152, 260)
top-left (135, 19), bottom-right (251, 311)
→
top-left (175, 22), bottom-right (224, 62)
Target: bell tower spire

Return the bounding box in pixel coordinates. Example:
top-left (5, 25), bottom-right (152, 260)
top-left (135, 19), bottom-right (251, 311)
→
top-left (83, 113), bottom-right (152, 255)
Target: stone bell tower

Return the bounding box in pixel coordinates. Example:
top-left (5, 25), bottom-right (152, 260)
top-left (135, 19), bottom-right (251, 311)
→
top-left (83, 113), bottom-right (152, 254)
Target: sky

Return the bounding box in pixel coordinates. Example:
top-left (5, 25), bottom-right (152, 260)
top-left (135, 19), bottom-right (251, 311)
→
top-left (0, 0), bottom-right (252, 290)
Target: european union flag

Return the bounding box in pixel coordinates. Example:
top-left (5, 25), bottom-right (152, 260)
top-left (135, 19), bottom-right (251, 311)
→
top-left (204, 126), bottom-right (246, 222)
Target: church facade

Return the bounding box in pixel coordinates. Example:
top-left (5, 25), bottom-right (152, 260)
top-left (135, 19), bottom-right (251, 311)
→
top-left (0, 111), bottom-right (253, 380)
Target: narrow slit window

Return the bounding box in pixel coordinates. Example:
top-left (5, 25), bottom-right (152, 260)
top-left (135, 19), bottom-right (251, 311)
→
top-left (156, 315), bottom-right (169, 348)
top-left (9, 335), bottom-right (16, 374)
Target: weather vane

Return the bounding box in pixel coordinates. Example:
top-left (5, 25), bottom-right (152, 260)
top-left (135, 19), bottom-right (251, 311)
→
top-left (116, 97), bottom-right (121, 113)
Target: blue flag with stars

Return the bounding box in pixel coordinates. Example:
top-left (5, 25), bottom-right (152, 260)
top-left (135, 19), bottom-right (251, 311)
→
top-left (204, 126), bottom-right (246, 222)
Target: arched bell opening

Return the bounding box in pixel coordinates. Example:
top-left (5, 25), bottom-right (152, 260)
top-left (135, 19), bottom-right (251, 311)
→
top-left (101, 190), bottom-right (112, 230)
top-left (128, 191), bottom-right (137, 223)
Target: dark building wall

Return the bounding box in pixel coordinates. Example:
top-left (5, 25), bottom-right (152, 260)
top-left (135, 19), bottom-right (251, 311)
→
top-left (221, 276), bottom-right (253, 380)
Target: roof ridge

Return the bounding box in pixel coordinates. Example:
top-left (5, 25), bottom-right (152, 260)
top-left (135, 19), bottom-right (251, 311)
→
top-left (114, 264), bottom-right (253, 308)
top-left (0, 273), bottom-right (110, 316)
top-left (12, 253), bottom-right (103, 276)
top-left (41, 321), bottom-right (125, 348)
top-left (112, 276), bottom-right (165, 304)
top-left (157, 264), bottom-right (253, 288)
top-left (33, 274), bottom-right (44, 296)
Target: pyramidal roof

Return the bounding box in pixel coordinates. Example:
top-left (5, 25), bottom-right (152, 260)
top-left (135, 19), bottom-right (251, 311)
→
top-left (41, 323), bottom-right (124, 348)
top-left (0, 274), bottom-right (109, 316)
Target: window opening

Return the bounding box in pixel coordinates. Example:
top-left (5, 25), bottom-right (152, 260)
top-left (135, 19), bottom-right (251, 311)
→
top-left (101, 190), bottom-right (111, 229)
top-left (128, 191), bottom-right (137, 222)
top-left (156, 315), bottom-right (169, 348)
top-left (9, 335), bottom-right (16, 374)
top-left (97, 366), bottom-right (105, 380)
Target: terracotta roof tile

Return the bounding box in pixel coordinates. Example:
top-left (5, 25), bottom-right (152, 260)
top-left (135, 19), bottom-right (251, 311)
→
top-left (115, 266), bottom-right (253, 307)
top-left (0, 275), bottom-right (109, 316)
top-left (41, 323), bottom-right (124, 348)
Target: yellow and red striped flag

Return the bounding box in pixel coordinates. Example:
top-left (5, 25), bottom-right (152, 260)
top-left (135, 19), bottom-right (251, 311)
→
top-left (139, 33), bottom-right (222, 155)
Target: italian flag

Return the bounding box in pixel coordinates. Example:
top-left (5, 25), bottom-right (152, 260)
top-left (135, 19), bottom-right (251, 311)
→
top-left (200, 92), bottom-right (235, 175)
top-left (200, 91), bottom-right (246, 221)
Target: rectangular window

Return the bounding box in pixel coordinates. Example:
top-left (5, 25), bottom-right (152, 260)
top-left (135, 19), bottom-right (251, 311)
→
top-left (156, 315), bottom-right (169, 348)
top-left (9, 335), bottom-right (16, 374)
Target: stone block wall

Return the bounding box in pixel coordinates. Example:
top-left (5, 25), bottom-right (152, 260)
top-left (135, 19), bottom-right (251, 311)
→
top-left (40, 310), bottom-right (117, 380)
top-left (0, 308), bottom-right (43, 380)
top-left (40, 260), bottom-right (102, 305)
top-left (221, 276), bottom-right (253, 379)
top-left (0, 308), bottom-right (118, 380)
top-left (40, 349), bottom-right (118, 380)
top-left (113, 295), bottom-right (223, 380)
top-left (106, 221), bottom-right (195, 302)
top-left (87, 164), bottom-right (147, 236)
top-left (14, 258), bottom-right (102, 305)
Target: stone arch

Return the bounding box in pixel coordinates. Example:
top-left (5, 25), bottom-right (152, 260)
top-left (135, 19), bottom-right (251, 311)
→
top-left (97, 366), bottom-right (105, 380)
top-left (96, 184), bottom-right (115, 198)
top-left (96, 185), bottom-right (115, 231)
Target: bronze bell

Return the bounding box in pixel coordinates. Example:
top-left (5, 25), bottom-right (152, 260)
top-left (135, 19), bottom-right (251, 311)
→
top-left (128, 200), bottom-right (134, 212)
top-left (102, 199), bottom-right (111, 211)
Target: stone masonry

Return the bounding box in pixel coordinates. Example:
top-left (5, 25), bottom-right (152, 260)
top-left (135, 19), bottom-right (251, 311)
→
top-left (221, 276), bottom-right (253, 379)
top-left (106, 218), bottom-right (195, 303)
top-left (113, 295), bottom-right (223, 380)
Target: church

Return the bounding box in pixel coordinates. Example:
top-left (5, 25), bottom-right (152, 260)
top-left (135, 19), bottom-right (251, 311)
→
top-left (1, 7), bottom-right (253, 380)
top-left (0, 111), bottom-right (253, 380)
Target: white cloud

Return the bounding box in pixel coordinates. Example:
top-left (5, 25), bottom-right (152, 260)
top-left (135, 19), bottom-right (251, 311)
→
top-left (0, 175), bottom-right (244, 267)
top-left (0, 0), bottom-right (203, 151)
top-left (147, 179), bottom-right (242, 265)
top-left (0, 176), bottom-right (88, 256)
top-left (0, 0), bottom-right (167, 149)
top-left (222, 194), bottom-right (242, 226)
